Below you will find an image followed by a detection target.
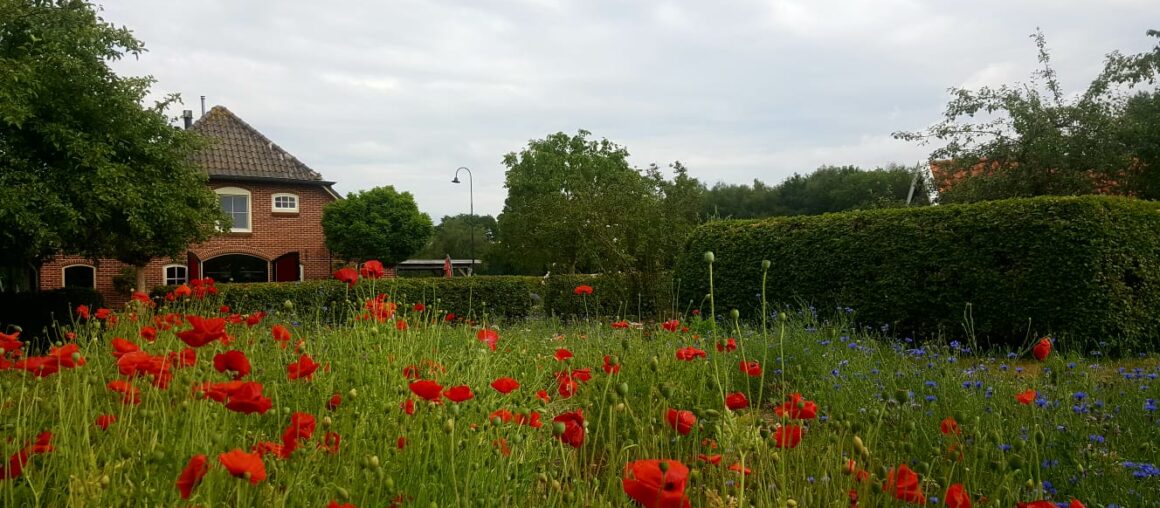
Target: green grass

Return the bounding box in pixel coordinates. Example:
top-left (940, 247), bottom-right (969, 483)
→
top-left (1, 288), bottom-right (1157, 507)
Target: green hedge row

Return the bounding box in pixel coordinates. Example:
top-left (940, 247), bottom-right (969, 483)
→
top-left (676, 196), bottom-right (1160, 353)
top-left (0, 287), bottom-right (104, 351)
top-left (540, 272), bottom-right (676, 320)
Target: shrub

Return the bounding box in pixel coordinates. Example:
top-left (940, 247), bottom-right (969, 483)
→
top-left (541, 272), bottom-right (676, 320)
top-left (677, 196), bottom-right (1160, 353)
top-left (0, 287), bottom-right (104, 351)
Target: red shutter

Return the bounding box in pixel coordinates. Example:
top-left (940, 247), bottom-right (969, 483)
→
top-left (273, 252), bottom-right (300, 282)
top-left (187, 252), bottom-right (201, 280)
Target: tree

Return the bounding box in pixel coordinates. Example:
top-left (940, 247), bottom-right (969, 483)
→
top-left (0, 0), bottom-right (226, 289)
top-left (322, 186), bottom-right (433, 265)
top-left (894, 29), bottom-right (1160, 203)
top-left (415, 213), bottom-right (497, 262)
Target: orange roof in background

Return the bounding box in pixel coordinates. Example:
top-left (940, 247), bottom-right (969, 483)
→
top-left (928, 159), bottom-right (1141, 196)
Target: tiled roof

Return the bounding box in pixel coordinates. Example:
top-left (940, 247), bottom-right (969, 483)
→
top-left (190, 106), bottom-right (326, 183)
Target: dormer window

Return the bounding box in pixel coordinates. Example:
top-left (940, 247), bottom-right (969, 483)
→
top-left (272, 193), bottom-right (299, 213)
top-left (215, 187), bottom-right (252, 233)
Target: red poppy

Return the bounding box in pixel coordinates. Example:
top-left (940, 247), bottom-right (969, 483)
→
top-left (675, 346), bottom-right (706, 361)
top-left (170, 348), bottom-right (197, 369)
top-left (476, 328), bottom-right (499, 351)
top-left (444, 385), bottom-right (474, 403)
top-left (493, 438), bottom-right (511, 456)
top-left (553, 409), bottom-right (585, 448)
top-left (360, 260), bottom-right (385, 279)
top-left (328, 502), bottom-right (356, 508)
top-left (281, 412), bottom-right (316, 457)
top-left (0, 432), bottom-right (54, 480)
top-left (568, 368), bottom-right (593, 383)
top-left (395, 319), bottom-right (408, 331)
top-left (13, 356), bottom-right (61, 378)
top-left (696, 454), bottom-right (722, 465)
top-left (327, 393), bottom-right (343, 411)
top-left (409, 380), bottom-right (443, 402)
top-left (665, 409), bottom-right (696, 435)
top-left (177, 316), bottom-right (227, 348)
top-left (401, 398), bottom-right (415, 415)
top-left (661, 320), bottom-right (680, 332)
top-left (945, 483), bottom-right (971, 508)
top-left (1032, 337), bottom-right (1052, 361)
top-left (175, 454), bottom-right (208, 499)
top-left (1016, 503), bottom-right (1056, 508)
top-left (491, 377), bottom-right (520, 394)
top-left (622, 459), bottom-right (691, 508)
top-left (213, 350), bottom-right (252, 380)
top-left (48, 343), bottom-right (85, 368)
top-left (334, 267), bottom-right (359, 287)
top-left (95, 308), bottom-right (112, 320)
top-left (728, 462), bottom-right (751, 475)
top-left (885, 463), bottom-right (926, 504)
top-left (603, 355), bottom-right (621, 374)
top-left (319, 431), bottom-right (341, 454)
top-left (557, 377), bottom-right (578, 398)
top-left (95, 414), bottom-right (117, 431)
top-left (0, 330), bottom-right (21, 353)
top-left (251, 441), bottom-right (284, 458)
top-left (270, 324), bottom-right (291, 349)
top-left (573, 285), bottom-right (593, 295)
top-left (288, 354), bottom-right (320, 381)
top-left (173, 284), bottom-right (193, 298)
top-left (774, 393), bottom-right (818, 419)
top-left (139, 326), bottom-right (158, 342)
top-left (773, 425), bottom-right (803, 448)
top-left (107, 379), bottom-right (141, 405)
top-left (739, 360), bottom-right (762, 377)
top-left (715, 338), bottom-right (737, 352)
top-left (940, 416), bottom-right (961, 435)
top-left (76, 304), bottom-right (91, 320)
top-left (536, 389), bottom-right (551, 403)
top-left (224, 382), bottom-right (274, 415)
top-left (725, 392), bottom-right (749, 410)
top-left (218, 448), bottom-right (267, 484)
top-left (110, 338), bottom-right (140, 359)
top-left (611, 320), bottom-right (630, 329)
top-left (1016, 389), bottom-right (1037, 405)
top-left (412, 302), bottom-right (426, 312)
top-left (244, 311), bottom-right (266, 327)
top-left (554, 348), bottom-right (573, 362)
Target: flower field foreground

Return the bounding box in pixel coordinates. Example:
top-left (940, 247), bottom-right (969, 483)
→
top-left (1, 289), bottom-right (1158, 506)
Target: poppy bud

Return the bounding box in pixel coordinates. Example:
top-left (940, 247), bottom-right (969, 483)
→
top-left (770, 452), bottom-right (780, 463)
top-left (323, 416), bottom-right (333, 428)
top-left (348, 388), bottom-right (359, 399)
top-left (385, 477), bottom-right (395, 489)
top-left (443, 419), bottom-right (455, 433)
top-left (1009, 456), bottom-right (1025, 470)
top-left (852, 435), bottom-right (864, 450)
top-left (283, 300), bottom-right (294, 310)
top-left (615, 402), bottom-right (625, 411)
top-left (616, 382), bottom-right (629, 396)
top-left (703, 409), bottom-right (720, 419)
top-left (658, 384), bottom-right (673, 399)
top-left (905, 421), bottom-right (917, 433)
top-left (703, 251), bottom-right (715, 263)
top-left (779, 312), bottom-right (787, 321)
top-left (337, 487), bottom-right (350, 500)
top-left (786, 500), bottom-right (798, 508)
top-left (649, 356), bottom-right (659, 372)
top-left (370, 455), bottom-right (380, 468)
top-left (762, 259), bottom-right (771, 270)
top-left (729, 309), bottom-right (739, 319)
top-left (658, 461), bottom-right (670, 473)
top-left (449, 404), bottom-right (460, 416)
top-left (550, 479), bottom-right (561, 491)
top-left (552, 422), bottom-right (566, 434)
top-left (689, 468), bottom-right (700, 481)
top-left (99, 475), bottom-right (110, 488)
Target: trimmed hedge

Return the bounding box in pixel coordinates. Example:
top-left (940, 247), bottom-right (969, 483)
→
top-left (154, 277), bottom-right (543, 323)
top-left (677, 196), bottom-right (1160, 352)
top-left (541, 272), bottom-right (676, 320)
top-left (0, 287), bottom-right (104, 351)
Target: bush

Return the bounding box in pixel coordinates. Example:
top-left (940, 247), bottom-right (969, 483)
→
top-left (0, 287), bottom-right (104, 351)
top-left (541, 272), bottom-right (676, 320)
top-left (677, 196), bottom-right (1160, 353)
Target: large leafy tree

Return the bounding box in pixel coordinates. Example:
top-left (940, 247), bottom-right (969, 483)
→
top-left (702, 165), bottom-right (927, 219)
top-left (322, 186), bottom-right (433, 265)
top-left (894, 29), bottom-right (1160, 203)
top-left (0, 0), bottom-right (225, 289)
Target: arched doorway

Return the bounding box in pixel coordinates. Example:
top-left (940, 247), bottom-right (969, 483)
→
top-left (202, 254), bottom-right (268, 283)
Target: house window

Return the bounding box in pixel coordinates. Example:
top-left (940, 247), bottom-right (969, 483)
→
top-left (215, 187), bottom-right (252, 232)
top-left (163, 264), bottom-right (188, 285)
top-left (272, 193), bottom-right (299, 213)
top-left (63, 265), bottom-right (96, 288)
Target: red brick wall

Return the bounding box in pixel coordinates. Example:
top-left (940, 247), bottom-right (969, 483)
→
top-left (39, 179), bottom-right (341, 306)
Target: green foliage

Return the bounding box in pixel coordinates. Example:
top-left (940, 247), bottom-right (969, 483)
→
top-left (540, 272), bottom-right (676, 320)
top-left (894, 29), bottom-right (1160, 202)
top-left (322, 186), bottom-right (434, 265)
top-left (0, 286), bottom-right (103, 351)
top-left (703, 165), bottom-right (929, 219)
top-left (414, 214), bottom-right (503, 272)
top-left (0, 0), bottom-right (225, 267)
top-left (678, 196), bottom-right (1160, 352)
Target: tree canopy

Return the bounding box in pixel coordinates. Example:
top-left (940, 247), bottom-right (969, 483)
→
top-left (322, 186), bottom-right (433, 265)
top-left (702, 165), bottom-right (928, 219)
top-left (0, 0), bottom-right (225, 270)
top-left (894, 29), bottom-right (1160, 203)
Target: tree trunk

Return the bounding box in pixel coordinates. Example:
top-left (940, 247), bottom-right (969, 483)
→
top-left (134, 265), bottom-right (147, 293)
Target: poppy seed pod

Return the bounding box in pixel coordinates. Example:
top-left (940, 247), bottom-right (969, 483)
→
top-left (730, 309), bottom-right (740, 319)
top-left (703, 251), bottom-right (715, 263)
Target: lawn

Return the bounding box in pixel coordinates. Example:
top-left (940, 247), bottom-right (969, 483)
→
top-left (1, 280), bottom-right (1157, 507)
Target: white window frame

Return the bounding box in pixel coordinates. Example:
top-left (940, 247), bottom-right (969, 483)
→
top-left (271, 193), bottom-right (299, 213)
top-left (162, 264), bottom-right (188, 286)
top-left (215, 186), bottom-right (252, 233)
top-left (62, 264), bottom-right (96, 288)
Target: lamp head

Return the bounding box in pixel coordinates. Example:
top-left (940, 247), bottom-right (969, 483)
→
top-left (451, 176), bottom-right (461, 184)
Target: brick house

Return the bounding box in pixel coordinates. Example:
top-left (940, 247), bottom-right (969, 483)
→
top-left (38, 105), bottom-right (344, 305)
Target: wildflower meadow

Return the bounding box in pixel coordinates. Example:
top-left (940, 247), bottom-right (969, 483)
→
top-left (1, 265), bottom-right (1158, 507)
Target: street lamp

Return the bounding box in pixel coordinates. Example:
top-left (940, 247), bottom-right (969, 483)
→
top-left (451, 166), bottom-right (474, 276)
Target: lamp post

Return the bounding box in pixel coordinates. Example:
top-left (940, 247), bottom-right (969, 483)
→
top-left (451, 166), bottom-right (474, 276)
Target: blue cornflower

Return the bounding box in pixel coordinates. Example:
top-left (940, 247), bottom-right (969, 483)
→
top-left (1042, 480), bottom-right (1057, 495)
top-left (998, 443), bottom-right (1012, 451)
top-left (1145, 399), bottom-right (1156, 412)
top-left (1007, 352), bottom-right (1018, 359)
top-left (1035, 397), bottom-right (1048, 408)
top-left (1067, 362), bottom-right (1076, 369)
top-left (924, 380), bottom-right (937, 388)
top-left (925, 395), bottom-right (937, 402)
top-left (985, 387), bottom-right (994, 399)
top-left (962, 381), bottom-right (973, 389)
top-left (1089, 434), bottom-right (1105, 444)
top-left (1073, 392), bottom-right (1086, 401)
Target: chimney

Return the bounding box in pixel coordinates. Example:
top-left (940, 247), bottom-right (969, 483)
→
top-left (181, 110), bottom-right (193, 129)
top-left (200, 96), bottom-right (206, 117)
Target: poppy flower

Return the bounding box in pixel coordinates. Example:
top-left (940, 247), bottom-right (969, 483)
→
top-left (715, 338), bottom-right (737, 352)
top-left (885, 463), bottom-right (926, 504)
top-left (493, 438), bottom-right (511, 456)
top-left (244, 311), bottom-right (265, 327)
top-left (568, 368), bottom-right (593, 383)
top-left (333, 267), bottom-right (359, 287)
top-left (412, 303), bottom-right (426, 312)
top-left (13, 356), bottom-right (62, 378)
top-left (1016, 389), bottom-right (1037, 405)
top-left (675, 347), bottom-right (706, 361)
top-left (176, 316), bottom-right (227, 348)
top-left (1032, 337), bottom-right (1052, 361)
top-left (175, 454), bottom-right (208, 499)
top-left (271, 324), bottom-right (292, 348)
top-left (622, 459), bottom-right (691, 508)
top-left (213, 350), bottom-right (252, 380)
top-left (95, 414), bottom-right (117, 431)
top-left (739, 360), bottom-right (762, 377)
top-left (553, 409), bottom-right (585, 448)
top-left (476, 328), bottom-right (499, 351)
top-left (327, 393), bottom-right (343, 411)
top-left (573, 285), bottom-right (593, 295)
top-left (603, 355), bottom-right (621, 374)
top-left (773, 425), bottom-right (803, 448)
top-left (0, 432), bottom-right (54, 480)
top-left (697, 454), bottom-right (722, 465)
top-left (395, 319), bottom-right (408, 331)
top-left (401, 398), bottom-right (415, 415)
top-left (76, 304), bottom-right (91, 320)
top-left (218, 448), bottom-right (267, 485)
top-left (173, 284), bottom-right (193, 298)
top-left (409, 380), bottom-right (443, 402)
top-left (444, 385), bottom-right (474, 403)
top-left (170, 348), bottom-right (197, 369)
top-left (611, 320), bottom-right (630, 329)
top-left (95, 308), bottom-right (112, 320)
top-left (491, 377), bottom-right (520, 394)
top-left (360, 260), bottom-right (385, 279)
top-left (1016, 503), bottom-right (1056, 508)
top-left (554, 348), bottom-right (573, 362)
top-left (945, 483), bottom-right (971, 508)
top-left (224, 382), bottom-right (274, 415)
top-left (774, 393), bottom-right (818, 420)
top-left (0, 330), bottom-right (22, 353)
top-left (281, 412), bottom-right (316, 457)
top-left (557, 378), bottom-right (578, 398)
top-left (536, 390), bottom-right (551, 403)
top-left (48, 343), bottom-right (85, 368)
top-left (139, 326), bottom-right (158, 342)
top-left (110, 338), bottom-right (140, 359)
top-left (251, 441), bottom-right (284, 458)
top-left (328, 502), bottom-right (356, 508)
top-left (107, 379), bottom-right (141, 405)
top-left (319, 431), bottom-right (341, 454)
top-left (665, 409), bottom-right (696, 435)
top-left (725, 392), bottom-right (749, 410)
top-left (940, 416), bottom-right (961, 435)
top-left (287, 354), bottom-right (320, 381)
top-left (661, 320), bottom-right (680, 332)
top-left (728, 463), bottom-right (751, 475)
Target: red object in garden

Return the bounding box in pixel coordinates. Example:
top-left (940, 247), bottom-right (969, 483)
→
top-left (175, 454), bottom-right (208, 499)
top-left (491, 377), bottom-right (520, 394)
top-left (945, 483), bottom-right (971, 508)
top-left (1016, 389), bottom-right (1037, 405)
top-left (774, 393), bottom-right (818, 420)
top-left (725, 392), bottom-right (749, 410)
top-left (885, 463), bottom-right (926, 504)
top-left (773, 425), bottom-right (803, 448)
top-left (1032, 337), bottom-right (1052, 361)
top-left (665, 409), bottom-right (696, 435)
top-left (622, 459), bottom-right (692, 508)
top-left (443, 255), bottom-right (452, 279)
top-left (218, 448), bottom-right (267, 485)
top-left (553, 409), bottom-right (585, 448)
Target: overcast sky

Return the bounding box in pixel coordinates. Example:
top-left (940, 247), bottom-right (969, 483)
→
top-left (100, 0), bottom-right (1156, 219)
